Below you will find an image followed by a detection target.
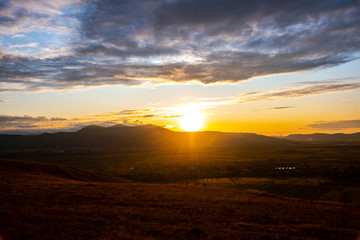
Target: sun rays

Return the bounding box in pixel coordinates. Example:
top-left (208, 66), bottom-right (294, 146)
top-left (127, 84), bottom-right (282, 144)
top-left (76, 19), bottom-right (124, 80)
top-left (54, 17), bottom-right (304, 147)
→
top-left (179, 107), bottom-right (204, 132)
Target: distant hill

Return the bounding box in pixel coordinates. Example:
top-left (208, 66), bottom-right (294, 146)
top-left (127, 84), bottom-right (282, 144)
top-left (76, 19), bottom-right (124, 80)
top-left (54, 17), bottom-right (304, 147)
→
top-left (286, 132), bottom-right (360, 142)
top-left (0, 124), bottom-right (293, 152)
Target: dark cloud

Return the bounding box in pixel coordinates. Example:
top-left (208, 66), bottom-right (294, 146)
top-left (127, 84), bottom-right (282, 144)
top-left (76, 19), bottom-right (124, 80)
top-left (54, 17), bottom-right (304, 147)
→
top-left (255, 106), bottom-right (296, 111)
top-left (0, 53), bottom-right (144, 92)
top-left (237, 80), bottom-right (360, 102)
top-left (76, 44), bottom-right (178, 59)
top-left (117, 109), bottom-right (151, 115)
top-left (0, 115), bottom-right (67, 122)
top-left (17, 124), bottom-right (39, 128)
top-left (307, 120), bottom-right (360, 130)
top-left (153, 0), bottom-right (353, 36)
top-left (0, 115), bottom-right (46, 122)
top-left (0, 115), bottom-right (68, 132)
top-left (104, 109), bottom-right (153, 116)
top-left (142, 114), bottom-right (155, 118)
top-left (50, 117), bottom-right (67, 121)
top-left (0, 1), bottom-right (33, 28)
top-left (1, 0), bottom-right (360, 90)
top-left (270, 106), bottom-right (295, 110)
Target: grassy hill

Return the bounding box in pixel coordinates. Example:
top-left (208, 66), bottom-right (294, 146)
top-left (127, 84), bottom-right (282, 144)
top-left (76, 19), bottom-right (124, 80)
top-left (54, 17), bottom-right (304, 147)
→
top-left (1, 159), bottom-right (359, 240)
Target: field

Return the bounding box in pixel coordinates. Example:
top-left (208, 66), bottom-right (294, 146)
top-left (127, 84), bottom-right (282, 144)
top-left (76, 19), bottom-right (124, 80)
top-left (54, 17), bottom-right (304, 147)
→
top-left (2, 143), bottom-right (359, 203)
top-left (1, 159), bottom-right (360, 240)
top-left (1, 141), bottom-right (360, 239)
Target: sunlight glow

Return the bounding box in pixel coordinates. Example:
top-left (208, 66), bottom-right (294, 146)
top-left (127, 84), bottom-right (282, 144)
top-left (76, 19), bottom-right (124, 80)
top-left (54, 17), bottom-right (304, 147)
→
top-left (179, 108), bottom-right (204, 132)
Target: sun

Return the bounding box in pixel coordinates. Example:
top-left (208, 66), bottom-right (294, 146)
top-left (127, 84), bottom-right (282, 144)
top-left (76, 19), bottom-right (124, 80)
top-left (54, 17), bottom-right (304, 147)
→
top-left (179, 109), bottom-right (204, 132)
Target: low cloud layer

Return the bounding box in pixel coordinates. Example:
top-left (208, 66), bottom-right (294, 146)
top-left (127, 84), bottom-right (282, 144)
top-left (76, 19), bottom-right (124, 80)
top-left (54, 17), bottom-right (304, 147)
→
top-left (307, 120), bottom-right (360, 130)
top-left (255, 106), bottom-right (296, 111)
top-left (1, 0), bottom-right (360, 91)
top-left (0, 115), bottom-right (67, 123)
top-left (236, 80), bottom-right (360, 103)
top-left (0, 107), bottom-right (178, 133)
top-left (0, 115), bottom-right (68, 133)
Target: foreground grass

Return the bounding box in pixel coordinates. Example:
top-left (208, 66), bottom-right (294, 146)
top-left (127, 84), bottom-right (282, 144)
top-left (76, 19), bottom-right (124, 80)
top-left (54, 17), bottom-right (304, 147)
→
top-left (0, 159), bottom-right (359, 240)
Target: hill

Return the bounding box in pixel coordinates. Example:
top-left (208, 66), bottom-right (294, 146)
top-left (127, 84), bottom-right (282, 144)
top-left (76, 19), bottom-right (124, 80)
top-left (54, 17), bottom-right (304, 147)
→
top-left (0, 124), bottom-right (293, 152)
top-left (0, 158), bottom-right (128, 183)
top-left (0, 159), bottom-right (359, 240)
top-left (286, 132), bottom-right (360, 142)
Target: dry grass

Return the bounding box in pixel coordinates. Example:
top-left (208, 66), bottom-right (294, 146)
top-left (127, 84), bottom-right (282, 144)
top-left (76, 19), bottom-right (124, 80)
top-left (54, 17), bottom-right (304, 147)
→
top-left (0, 159), bottom-right (359, 240)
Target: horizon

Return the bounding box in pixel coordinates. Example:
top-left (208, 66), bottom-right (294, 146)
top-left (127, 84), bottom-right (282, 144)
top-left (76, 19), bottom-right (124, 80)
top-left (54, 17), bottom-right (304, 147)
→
top-left (1, 0), bottom-right (360, 135)
top-left (1, 122), bottom-right (360, 137)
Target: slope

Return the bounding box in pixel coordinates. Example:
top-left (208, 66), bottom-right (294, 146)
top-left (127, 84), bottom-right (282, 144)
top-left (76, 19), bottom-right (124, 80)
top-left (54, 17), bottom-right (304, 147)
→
top-left (0, 159), bottom-right (359, 240)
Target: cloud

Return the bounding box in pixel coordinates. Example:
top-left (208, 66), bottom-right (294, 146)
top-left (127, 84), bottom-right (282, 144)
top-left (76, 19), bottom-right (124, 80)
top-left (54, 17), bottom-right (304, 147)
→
top-left (0, 114), bottom-right (69, 133)
top-left (82, 108), bottom-right (154, 120)
top-left (161, 115), bottom-right (182, 119)
top-left (50, 117), bottom-right (67, 121)
top-left (0, 115), bottom-right (67, 123)
top-left (255, 106), bottom-right (296, 111)
top-left (17, 124), bottom-right (39, 128)
top-left (0, 99), bottom-right (8, 103)
top-left (122, 119), bottom-right (144, 126)
top-left (0, 105), bottom-right (185, 133)
top-left (236, 80), bottom-right (360, 103)
top-left (307, 120), bottom-right (360, 130)
top-left (142, 114), bottom-right (155, 118)
top-left (0, 115), bottom-right (55, 123)
top-left (9, 42), bottom-right (38, 49)
top-left (0, 115), bottom-right (66, 123)
top-left (77, 0), bottom-right (360, 84)
top-left (0, 0), bottom-right (359, 90)
top-left (0, 0), bottom-right (81, 35)
top-left (16, 79), bottom-right (352, 133)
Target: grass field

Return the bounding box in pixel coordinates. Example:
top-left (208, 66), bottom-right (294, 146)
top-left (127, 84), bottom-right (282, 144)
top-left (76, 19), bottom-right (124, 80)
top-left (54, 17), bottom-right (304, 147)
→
top-left (1, 159), bottom-right (360, 240)
top-left (170, 177), bottom-right (360, 204)
top-left (2, 143), bottom-right (360, 205)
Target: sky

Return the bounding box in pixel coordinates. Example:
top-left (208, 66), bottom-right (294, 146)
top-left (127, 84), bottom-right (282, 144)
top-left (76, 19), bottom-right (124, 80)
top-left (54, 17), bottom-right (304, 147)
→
top-left (0, 0), bottom-right (360, 135)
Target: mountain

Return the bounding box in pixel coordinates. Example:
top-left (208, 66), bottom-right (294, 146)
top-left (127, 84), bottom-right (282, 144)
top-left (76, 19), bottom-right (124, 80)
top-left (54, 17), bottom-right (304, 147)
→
top-left (0, 125), bottom-right (293, 152)
top-left (286, 132), bottom-right (360, 142)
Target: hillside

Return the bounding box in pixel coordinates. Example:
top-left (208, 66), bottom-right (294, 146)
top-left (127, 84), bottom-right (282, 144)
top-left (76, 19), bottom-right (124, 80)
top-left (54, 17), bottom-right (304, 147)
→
top-left (286, 132), bottom-right (360, 142)
top-left (0, 159), bottom-right (360, 240)
top-left (0, 158), bottom-right (128, 183)
top-left (0, 124), bottom-right (293, 152)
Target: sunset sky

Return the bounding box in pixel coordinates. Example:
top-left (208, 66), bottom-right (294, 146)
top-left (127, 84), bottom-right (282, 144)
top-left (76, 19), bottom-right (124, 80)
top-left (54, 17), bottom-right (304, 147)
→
top-left (0, 0), bottom-right (360, 135)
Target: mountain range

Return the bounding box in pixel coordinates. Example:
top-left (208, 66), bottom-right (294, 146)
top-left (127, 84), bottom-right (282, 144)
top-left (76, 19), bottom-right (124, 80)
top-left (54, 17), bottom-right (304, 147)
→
top-left (1, 124), bottom-right (359, 152)
top-left (0, 124), bottom-right (292, 152)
